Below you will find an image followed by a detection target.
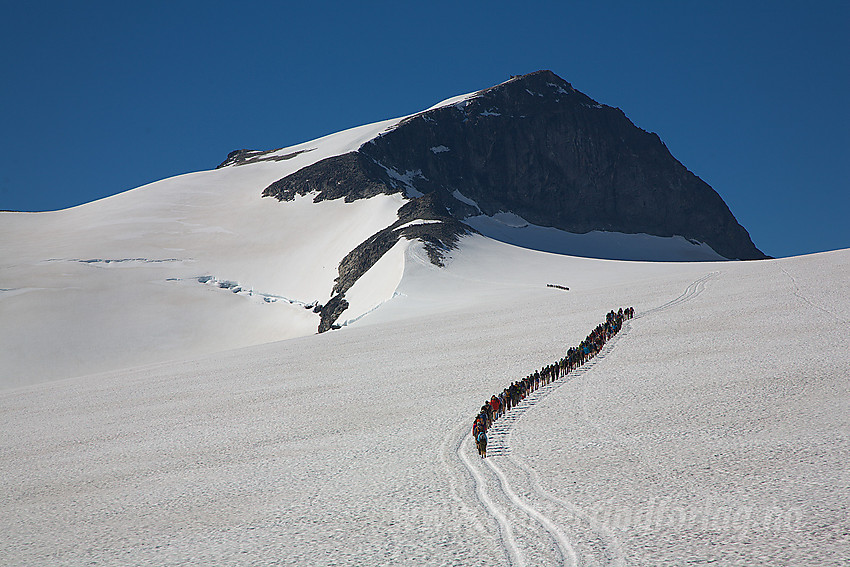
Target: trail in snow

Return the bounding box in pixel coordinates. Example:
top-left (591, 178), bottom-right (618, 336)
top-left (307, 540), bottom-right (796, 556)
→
top-left (456, 431), bottom-right (526, 567)
top-left (579, 271), bottom-right (718, 459)
top-left (508, 454), bottom-right (627, 567)
top-left (454, 316), bottom-right (632, 565)
top-left (450, 273), bottom-right (719, 566)
top-left (485, 454), bottom-right (579, 567)
top-left (780, 266), bottom-right (848, 325)
top-left (635, 271), bottom-right (717, 319)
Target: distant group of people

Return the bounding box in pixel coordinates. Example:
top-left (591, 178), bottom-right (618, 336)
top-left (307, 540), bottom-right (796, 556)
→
top-left (473, 307), bottom-right (635, 458)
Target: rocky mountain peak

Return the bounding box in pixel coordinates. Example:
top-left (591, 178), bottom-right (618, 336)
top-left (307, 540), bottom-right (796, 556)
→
top-left (352, 70), bottom-right (767, 261)
top-left (253, 70), bottom-right (769, 330)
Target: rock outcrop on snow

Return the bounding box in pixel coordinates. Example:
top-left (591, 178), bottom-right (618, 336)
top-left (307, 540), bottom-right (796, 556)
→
top-left (316, 193), bottom-right (474, 332)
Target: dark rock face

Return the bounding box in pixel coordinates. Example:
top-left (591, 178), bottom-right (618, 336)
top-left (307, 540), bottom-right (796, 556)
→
top-left (359, 70), bottom-right (767, 261)
top-left (263, 152), bottom-right (397, 202)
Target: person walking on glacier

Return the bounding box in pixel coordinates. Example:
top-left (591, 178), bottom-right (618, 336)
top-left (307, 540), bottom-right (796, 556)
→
top-left (476, 430), bottom-right (487, 458)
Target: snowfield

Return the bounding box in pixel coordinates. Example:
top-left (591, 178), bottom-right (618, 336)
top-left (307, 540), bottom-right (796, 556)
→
top-left (1, 98), bottom-right (848, 564)
top-left (0, 119), bottom-right (408, 387)
top-left (1, 235), bottom-right (847, 565)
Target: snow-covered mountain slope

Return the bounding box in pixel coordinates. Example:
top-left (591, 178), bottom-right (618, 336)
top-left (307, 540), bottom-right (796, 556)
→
top-left (1, 239), bottom-right (847, 566)
top-left (1, 82), bottom-right (744, 388)
top-left (0, 118), bottom-right (411, 387)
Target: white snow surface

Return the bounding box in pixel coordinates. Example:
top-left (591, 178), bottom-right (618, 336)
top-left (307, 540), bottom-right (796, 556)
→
top-left (1, 94), bottom-right (849, 565)
top-left (394, 219), bottom-right (443, 230)
top-left (424, 90), bottom-right (481, 112)
top-left (464, 212), bottom-right (728, 261)
top-left (1, 232), bottom-right (848, 565)
top-left (452, 189), bottom-right (483, 212)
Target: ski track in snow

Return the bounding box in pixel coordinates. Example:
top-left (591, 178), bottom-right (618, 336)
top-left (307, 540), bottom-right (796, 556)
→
top-left (508, 454), bottom-right (627, 567)
top-left (579, 271), bottom-right (718, 462)
top-left (449, 272), bottom-right (718, 566)
top-left (456, 430), bottom-right (525, 566)
top-left (484, 455), bottom-right (579, 567)
top-left (634, 271), bottom-right (718, 319)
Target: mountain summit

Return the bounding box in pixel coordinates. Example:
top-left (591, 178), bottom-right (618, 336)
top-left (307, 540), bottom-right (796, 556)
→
top-left (212, 71), bottom-right (774, 331)
top-left (251, 70), bottom-right (766, 264)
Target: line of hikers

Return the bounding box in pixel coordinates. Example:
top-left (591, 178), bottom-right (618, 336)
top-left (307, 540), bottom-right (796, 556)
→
top-left (473, 307), bottom-right (635, 457)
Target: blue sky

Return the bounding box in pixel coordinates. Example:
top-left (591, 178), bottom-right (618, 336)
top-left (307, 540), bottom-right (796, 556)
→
top-left (1, 1), bottom-right (847, 258)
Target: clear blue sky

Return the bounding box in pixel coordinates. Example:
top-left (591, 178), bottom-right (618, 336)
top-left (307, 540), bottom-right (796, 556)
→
top-left (1, 1), bottom-right (847, 258)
